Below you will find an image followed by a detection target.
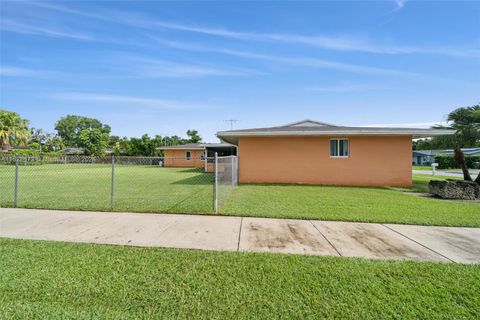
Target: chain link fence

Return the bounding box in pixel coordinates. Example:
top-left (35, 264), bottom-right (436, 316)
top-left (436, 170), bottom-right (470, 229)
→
top-left (214, 155), bottom-right (238, 212)
top-left (0, 154), bottom-right (239, 213)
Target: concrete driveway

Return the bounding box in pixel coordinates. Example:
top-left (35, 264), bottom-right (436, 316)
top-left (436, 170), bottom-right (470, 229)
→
top-left (1, 208), bottom-right (479, 263)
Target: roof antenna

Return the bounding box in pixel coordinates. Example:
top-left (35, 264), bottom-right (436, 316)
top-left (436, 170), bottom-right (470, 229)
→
top-left (224, 119), bottom-right (239, 130)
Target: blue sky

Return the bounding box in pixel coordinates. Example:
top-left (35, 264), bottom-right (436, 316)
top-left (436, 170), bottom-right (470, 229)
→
top-left (1, 0), bottom-right (479, 142)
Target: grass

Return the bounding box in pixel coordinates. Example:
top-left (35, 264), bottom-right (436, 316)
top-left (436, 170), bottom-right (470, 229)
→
top-left (220, 174), bottom-right (479, 227)
top-left (412, 165), bottom-right (433, 170)
top-left (1, 238), bottom-right (479, 319)
top-left (1, 164), bottom-right (478, 227)
top-left (0, 164), bottom-right (214, 213)
top-left (411, 174), bottom-right (461, 193)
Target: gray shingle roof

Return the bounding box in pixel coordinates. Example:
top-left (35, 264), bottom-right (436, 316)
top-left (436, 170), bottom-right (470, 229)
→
top-left (158, 143), bottom-right (234, 150)
top-left (413, 147), bottom-right (480, 157)
top-left (217, 119), bottom-right (455, 144)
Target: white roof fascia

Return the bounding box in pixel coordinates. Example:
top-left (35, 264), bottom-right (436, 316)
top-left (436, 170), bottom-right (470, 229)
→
top-left (217, 129), bottom-right (454, 138)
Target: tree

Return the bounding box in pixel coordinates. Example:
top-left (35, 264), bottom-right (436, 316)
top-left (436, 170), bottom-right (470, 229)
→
top-left (30, 128), bottom-right (60, 151)
top-left (43, 135), bottom-right (64, 152)
top-left (123, 134), bottom-right (164, 156)
top-left (30, 128), bottom-right (49, 145)
top-left (55, 115), bottom-right (111, 147)
top-left (416, 104), bottom-right (480, 151)
top-left (109, 135), bottom-right (122, 155)
top-left (0, 109), bottom-right (30, 151)
top-left (447, 105), bottom-right (480, 148)
top-left (454, 149), bottom-right (473, 181)
top-left (442, 104), bottom-right (480, 183)
top-left (162, 135), bottom-right (186, 146)
top-left (108, 135), bottom-right (121, 147)
top-left (78, 128), bottom-right (110, 156)
top-left (186, 129), bottom-right (202, 143)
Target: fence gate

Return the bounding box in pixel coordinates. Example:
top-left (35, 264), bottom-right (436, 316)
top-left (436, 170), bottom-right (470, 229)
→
top-left (214, 154), bottom-right (239, 212)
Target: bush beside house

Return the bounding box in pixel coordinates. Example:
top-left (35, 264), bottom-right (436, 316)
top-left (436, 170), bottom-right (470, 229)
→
top-left (434, 155), bottom-right (480, 169)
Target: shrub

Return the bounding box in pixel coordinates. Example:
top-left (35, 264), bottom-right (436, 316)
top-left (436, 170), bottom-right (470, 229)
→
top-left (0, 150), bottom-right (62, 166)
top-left (8, 150), bottom-right (60, 156)
top-left (434, 155), bottom-right (480, 169)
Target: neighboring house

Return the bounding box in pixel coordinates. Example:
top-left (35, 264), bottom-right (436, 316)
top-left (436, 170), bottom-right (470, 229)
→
top-left (217, 119), bottom-right (453, 187)
top-left (412, 150), bottom-right (438, 165)
top-left (158, 143), bottom-right (236, 170)
top-left (412, 147), bottom-right (480, 165)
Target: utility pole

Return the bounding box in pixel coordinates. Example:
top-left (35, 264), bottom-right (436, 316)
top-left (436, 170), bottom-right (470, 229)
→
top-left (224, 119), bottom-right (239, 130)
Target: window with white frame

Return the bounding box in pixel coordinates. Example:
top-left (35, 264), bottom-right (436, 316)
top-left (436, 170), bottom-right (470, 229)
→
top-left (185, 151), bottom-right (191, 160)
top-left (330, 139), bottom-right (349, 157)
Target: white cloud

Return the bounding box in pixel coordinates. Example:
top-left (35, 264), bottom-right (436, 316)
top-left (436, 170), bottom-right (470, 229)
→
top-left (124, 14), bottom-right (478, 58)
top-left (147, 37), bottom-right (421, 77)
top-left (304, 83), bottom-right (397, 92)
top-left (0, 20), bottom-right (95, 41)
top-left (393, 0), bottom-right (407, 10)
top-left (122, 56), bottom-right (263, 78)
top-left (50, 92), bottom-right (212, 110)
top-left (0, 65), bottom-right (59, 77)
top-left (0, 66), bottom-right (37, 76)
top-left (18, 1), bottom-right (479, 57)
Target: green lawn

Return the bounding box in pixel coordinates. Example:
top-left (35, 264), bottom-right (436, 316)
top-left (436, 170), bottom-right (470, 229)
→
top-left (412, 165), bottom-right (433, 170)
top-left (1, 239), bottom-right (478, 319)
top-left (221, 175), bottom-right (479, 227)
top-left (0, 164), bottom-right (214, 213)
top-left (1, 163), bottom-right (478, 227)
top-left (410, 174), bottom-right (461, 193)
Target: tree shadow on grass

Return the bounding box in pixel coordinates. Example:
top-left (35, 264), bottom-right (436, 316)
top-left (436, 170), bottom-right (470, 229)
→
top-left (175, 168), bottom-right (207, 173)
top-left (171, 175), bottom-right (214, 185)
top-left (165, 186), bottom-right (214, 212)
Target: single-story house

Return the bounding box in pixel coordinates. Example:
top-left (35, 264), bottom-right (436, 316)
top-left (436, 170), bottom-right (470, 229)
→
top-left (412, 147), bottom-right (480, 165)
top-left (158, 143), bottom-right (236, 171)
top-left (217, 119), bottom-right (453, 187)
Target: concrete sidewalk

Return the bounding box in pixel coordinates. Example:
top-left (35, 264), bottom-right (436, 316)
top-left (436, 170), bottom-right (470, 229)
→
top-left (1, 208), bottom-right (479, 263)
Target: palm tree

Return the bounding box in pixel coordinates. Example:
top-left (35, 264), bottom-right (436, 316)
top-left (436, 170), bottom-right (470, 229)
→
top-left (0, 109), bottom-right (30, 152)
top-left (444, 104), bottom-right (480, 183)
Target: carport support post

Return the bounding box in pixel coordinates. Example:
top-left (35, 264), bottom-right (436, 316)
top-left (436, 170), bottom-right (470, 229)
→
top-left (110, 156), bottom-right (115, 210)
top-left (14, 157), bottom-right (19, 207)
top-left (214, 152), bottom-right (218, 213)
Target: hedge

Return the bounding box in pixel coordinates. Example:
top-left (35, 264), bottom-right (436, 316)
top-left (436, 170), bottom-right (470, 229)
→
top-left (7, 150), bottom-right (61, 156)
top-left (434, 155), bottom-right (480, 169)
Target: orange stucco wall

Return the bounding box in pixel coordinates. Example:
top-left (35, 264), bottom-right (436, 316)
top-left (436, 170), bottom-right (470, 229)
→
top-left (163, 149), bottom-right (205, 168)
top-left (238, 136), bottom-right (412, 187)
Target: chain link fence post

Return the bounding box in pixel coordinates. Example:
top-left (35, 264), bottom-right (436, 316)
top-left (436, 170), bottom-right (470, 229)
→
top-left (231, 156), bottom-right (235, 186)
top-left (14, 157), bottom-right (19, 207)
top-left (214, 152), bottom-right (218, 213)
top-left (110, 156), bottom-right (115, 210)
